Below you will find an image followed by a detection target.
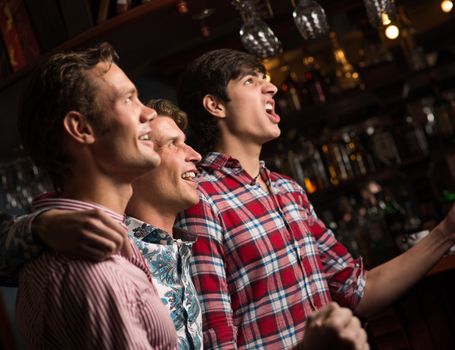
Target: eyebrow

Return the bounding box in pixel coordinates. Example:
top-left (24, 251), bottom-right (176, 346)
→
top-left (237, 69), bottom-right (261, 80)
top-left (116, 86), bottom-right (137, 100)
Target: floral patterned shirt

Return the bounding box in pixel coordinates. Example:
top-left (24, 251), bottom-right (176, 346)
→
top-left (127, 216), bottom-right (203, 350)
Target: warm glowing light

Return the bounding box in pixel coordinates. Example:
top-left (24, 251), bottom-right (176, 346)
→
top-left (304, 178), bottom-right (317, 193)
top-left (441, 0), bottom-right (453, 13)
top-left (385, 25), bottom-right (400, 40)
top-left (176, 0), bottom-right (188, 14)
top-left (381, 13), bottom-right (391, 25)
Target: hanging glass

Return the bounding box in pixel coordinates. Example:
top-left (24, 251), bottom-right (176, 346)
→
top-left (240, 17), bottom-right (282, 58)
top-left (233, 0), bottom-right (282, 58)
top-left (293, 0), bottom-right (329, 40)
top-left (363, 0), bottom-right (397, 27)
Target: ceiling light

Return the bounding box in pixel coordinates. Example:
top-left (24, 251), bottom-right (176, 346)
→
top-left (385, 24), bottom-right (399, 39)
top-left (441, 0), bottom-right (453, 13)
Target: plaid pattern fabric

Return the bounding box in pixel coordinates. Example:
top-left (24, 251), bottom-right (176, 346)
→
top-left (175, 152), bottom-right (366, 349)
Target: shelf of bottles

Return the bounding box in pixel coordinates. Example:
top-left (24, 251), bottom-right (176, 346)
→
top-left (262, 28), bottom-right (455, 268)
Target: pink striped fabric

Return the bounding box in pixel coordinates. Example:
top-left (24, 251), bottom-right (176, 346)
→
top-left (16, 196), bottom-right (177, 349)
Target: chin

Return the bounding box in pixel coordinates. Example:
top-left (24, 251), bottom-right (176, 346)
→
top-left (146, 155), bottom-right (161, 169)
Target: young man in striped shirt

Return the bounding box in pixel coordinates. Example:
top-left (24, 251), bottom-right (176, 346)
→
top-left (13, 43), bottom-right (177, 349)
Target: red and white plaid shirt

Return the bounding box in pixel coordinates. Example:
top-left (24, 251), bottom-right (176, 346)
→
top-left (16, 196), bottom-right (177, 349)
top-left (176, 152), bottom-right (366, 349)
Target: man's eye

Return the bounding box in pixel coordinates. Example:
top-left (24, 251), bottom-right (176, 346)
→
top-left (125, 96), bottom-right (133, 104)
top-left (244, 78), bottom-right (254, 85)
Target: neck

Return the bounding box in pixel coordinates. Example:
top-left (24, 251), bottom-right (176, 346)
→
top-left (61, 171), bottom-right (133, 215)
top-left (216, 135), bottom-right (262, 178)
top-left (126, 201), bottom-right (177, 236)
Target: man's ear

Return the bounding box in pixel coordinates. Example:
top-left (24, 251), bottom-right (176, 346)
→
top-left (63, 111), bottom-right (95, 144)
top-left (202, 94), bottom-right (226, 119)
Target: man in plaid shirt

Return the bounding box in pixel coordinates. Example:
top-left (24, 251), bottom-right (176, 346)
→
top-left (174, 48), bottom-right (455, 349)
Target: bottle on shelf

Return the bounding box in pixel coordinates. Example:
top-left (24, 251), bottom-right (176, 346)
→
top-left (368, 122), bottom-right (401, 167)
top-left (275, 63), bottom-right (311, 115)
top-left (431, 83), bottom-right (455, 145)
top-left (329, 31), bottom-right (363, 92)
top-left (356, 181), bottom-right (401, 267)
top-left (397, 6), bottom-right (427, 71)
top-left (342, 130), bottom-right (375, 178)
top-left (297, 137), bottom-right (330, 193)
top-left (392, 108), bottom-right (429, 161)
top-left (320, 140), bottom-right (353, 186)
top-left (301, 53), bottom-right (329, 104)
top-left (323, 201), bottom-right (363, 258)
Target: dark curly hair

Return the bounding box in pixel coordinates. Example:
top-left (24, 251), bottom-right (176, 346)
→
top-left (18, 42), bottom-right (118, 190)
top-left (177, 49), bottom-right (265, 155)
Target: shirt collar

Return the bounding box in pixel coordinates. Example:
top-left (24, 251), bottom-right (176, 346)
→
top-left (126, 216), bottom-right (197, 244)
top-left (199, 152), bottom-right (267, 178)
top-left (32, 192), bottom-right (125, 225)
top-left (199, 152), bottom-right (242, 171)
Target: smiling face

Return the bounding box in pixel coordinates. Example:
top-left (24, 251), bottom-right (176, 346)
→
top-left (220, 69), bottom-right (281, 147)
top-left (131, 116), bottom-right (202, 214)
top-left (88, 63), bottom-right (160, 179)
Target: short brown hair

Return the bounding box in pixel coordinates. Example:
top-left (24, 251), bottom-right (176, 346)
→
top-left (18, 42), bottom-right (118, 190)
top-left (146, 98), bottom-right (188, 130)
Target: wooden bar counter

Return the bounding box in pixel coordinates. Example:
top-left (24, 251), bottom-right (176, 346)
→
top-left (367, 254), bottom-right (455, 350)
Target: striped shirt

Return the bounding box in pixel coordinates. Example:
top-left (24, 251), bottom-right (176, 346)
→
top-left (175, 152), bottom-right (366, 349)
top-left (16, 196), bottom-right (177, 350)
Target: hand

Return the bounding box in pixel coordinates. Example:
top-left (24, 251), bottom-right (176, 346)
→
top-left (32, 209), bottom-right (132, 260)
top-left (300, 302), bottom-right (369, 350)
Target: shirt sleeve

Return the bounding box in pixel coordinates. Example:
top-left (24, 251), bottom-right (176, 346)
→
top-left (301, 191), bottom-right (366, 308)
top-left (0, 211), bottom-right (46, 287)
top-left (176, 193), bottom-right (238, 350)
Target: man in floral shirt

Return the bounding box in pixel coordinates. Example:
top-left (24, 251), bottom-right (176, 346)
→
top-left (125, 99), bottom-right (203, 349)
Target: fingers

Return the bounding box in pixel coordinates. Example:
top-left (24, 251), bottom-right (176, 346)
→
top-left (33, 208), bottom-right (130, 261)
top-left (303, 304), bottom-right (369, 350)
top-left (307, 302), bottom-right (339, 326)
top-left (338, 316), bottom-right (368, 350)
top-left (78, 209), bottom-right (128, 255)
top-left (120, 238), bottom-right (133, 259)
top-left (324, 305), bottom-right (354, 331)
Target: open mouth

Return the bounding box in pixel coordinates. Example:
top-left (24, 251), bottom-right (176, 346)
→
top-left (138, 134), bottom-right (152, 141)
top-left (265, 102), bottom-right (280, 123)
top-left (182, 171), bottom-right (197, 181)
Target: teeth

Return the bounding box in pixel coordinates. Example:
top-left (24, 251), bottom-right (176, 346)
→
top-left (182, 171), bottom-right (196, 180)
top-left (139, 134), bottom-right (151, 141)
top-left (265, 103), bottom-right (273, 113)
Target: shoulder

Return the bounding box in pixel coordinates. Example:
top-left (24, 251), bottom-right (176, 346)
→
top-left (269, 170), bottom-right (306, 193)
top-left (21, 253), bottom-right (144, 295)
